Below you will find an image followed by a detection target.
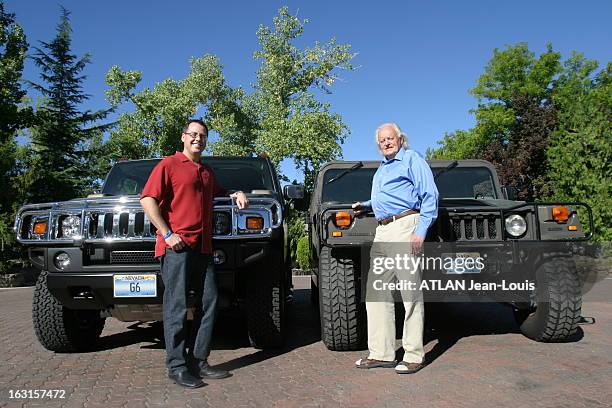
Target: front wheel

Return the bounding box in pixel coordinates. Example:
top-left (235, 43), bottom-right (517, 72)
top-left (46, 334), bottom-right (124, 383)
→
top-left (515, 258), bottom-right (582, 342)
top-left (32, 271), bottom-right (105, 352)
top-left (318, 247), bottom-right (366, 351)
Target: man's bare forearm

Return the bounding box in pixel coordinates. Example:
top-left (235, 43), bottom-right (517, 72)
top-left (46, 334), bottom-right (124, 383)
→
top-left (140, 197), bottom-right (171, 235)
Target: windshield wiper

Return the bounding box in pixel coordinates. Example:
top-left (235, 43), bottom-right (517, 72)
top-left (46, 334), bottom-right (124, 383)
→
top-left (434, 160), bottom-right (458, 180)
top-left (326, 161), bottom-right (363, 185)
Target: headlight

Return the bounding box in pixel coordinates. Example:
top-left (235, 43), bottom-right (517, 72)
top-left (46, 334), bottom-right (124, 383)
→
top-left (505, 214), bottom-right (527, 237)
top-left (214, 212), bottom-right (230, 235)
top-left (54, 252), bottom-right (71, 269)
top-left (213, 249), bottom-right (226, 265)
top-left (61, 215), bottom-right (81, 238)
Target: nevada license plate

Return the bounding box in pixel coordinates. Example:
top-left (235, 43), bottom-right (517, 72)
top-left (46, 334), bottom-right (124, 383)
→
top-left (441, 252), bottom-right (483, 274)
top-left (113, 274), bottom-right (157, 297)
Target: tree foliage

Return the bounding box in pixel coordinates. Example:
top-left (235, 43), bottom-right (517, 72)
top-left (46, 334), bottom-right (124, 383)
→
top-left (24, 8), bottom-right (111, 203)
top-left (0, 1), bottom-right (29, 262)
top-left (105, 55), bottom-right (240, 159)
top-left (429, 43), bottom-right (561, 200)
top-left (547, 55), bottom-right (611, 241)
top-left (210, 7), bottom-right (355, 189)
top-left (428, 43), bottom-right (610, 239)
top-left (107, 7), bottom-right (355, 191)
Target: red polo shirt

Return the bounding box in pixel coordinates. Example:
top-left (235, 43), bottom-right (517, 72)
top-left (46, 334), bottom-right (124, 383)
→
top-left (141, 152), bottom-right (226, 257)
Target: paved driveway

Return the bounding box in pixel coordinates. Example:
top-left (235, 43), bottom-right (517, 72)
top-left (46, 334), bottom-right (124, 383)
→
top-left (1, 276), bottom-right (611, 408)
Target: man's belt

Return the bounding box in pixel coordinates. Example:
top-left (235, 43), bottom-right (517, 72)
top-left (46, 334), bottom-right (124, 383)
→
top-left (377, 209), bottom-right (419, 226)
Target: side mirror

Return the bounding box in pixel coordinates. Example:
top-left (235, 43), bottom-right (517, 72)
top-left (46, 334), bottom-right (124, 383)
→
top-left (501, 185), bottom-right (518, 201)
top-left (283, 184), bottom-right (305, 200)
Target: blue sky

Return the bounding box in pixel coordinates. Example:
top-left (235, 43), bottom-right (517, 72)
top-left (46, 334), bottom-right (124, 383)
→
top-left (5, 0), bottom-right (612, 181)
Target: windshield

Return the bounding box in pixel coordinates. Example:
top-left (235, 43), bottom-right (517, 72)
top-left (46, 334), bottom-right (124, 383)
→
top-left (319, 165), bottom-right (498, 203)
top-left (433, 167), bottom-right (497, 199)
top-left (102, 157), bottom-right (275, 196)
top-left (321, 168), bottom-right (377, 203)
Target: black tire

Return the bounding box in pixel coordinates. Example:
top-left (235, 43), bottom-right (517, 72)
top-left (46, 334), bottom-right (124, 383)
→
top-left (515, 258), bottom-right (582, 342)
top-left (246, 253), bottom-right (285, 348)
top-left (310, 274), bottom-right (319, 305)
top-left (32, 271), bottom-right (105, 352)
top-left (318, 247), bottom-right (366, 351)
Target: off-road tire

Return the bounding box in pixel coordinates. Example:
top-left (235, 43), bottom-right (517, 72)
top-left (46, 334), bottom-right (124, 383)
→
top-left (319, 247), bottom-right (366, 351)
top-left (246, 254), bottom-right (285, 348)
top-left (32, 271), bottom-right (105, 352)
top-left (515, 258), bottom-right (582, 342)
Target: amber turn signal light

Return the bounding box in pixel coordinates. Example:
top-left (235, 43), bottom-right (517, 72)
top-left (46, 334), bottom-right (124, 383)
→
top-left (568, 225), bottom-right (578, 231)
top-left (552, 206), bottom-right (570, 222)
top-left (332, 231), bottom-right (343, 237)
top-left (33, 221), bottom-right (48, 235)
top-left (246, 216), bottom-right (264, 230)
top-left (334, 211), bottom-right (352, 228)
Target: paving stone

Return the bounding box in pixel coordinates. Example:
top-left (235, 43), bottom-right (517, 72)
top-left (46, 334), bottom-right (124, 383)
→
top-left (0, 278), bottom-right (611, 407)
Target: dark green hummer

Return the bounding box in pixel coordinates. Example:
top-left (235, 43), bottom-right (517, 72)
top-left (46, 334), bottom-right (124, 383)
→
top-left (15, 156), bottom-right (304, 351)
top-left (308, 159), bottom-right (593, 351)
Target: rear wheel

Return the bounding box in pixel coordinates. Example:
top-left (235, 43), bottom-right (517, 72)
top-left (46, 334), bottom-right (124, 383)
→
top-left (515, 258), bottom-right (582, 342)
top-left (245, 252), bottom-right (285, 348)
top-left (318, 247), bottom-right (366, 351)
top-left (32, 271), bottom-right (105, 352)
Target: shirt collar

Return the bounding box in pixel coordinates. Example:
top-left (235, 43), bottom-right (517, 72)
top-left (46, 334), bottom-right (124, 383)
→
top-left (382, 147), bottom-right (406, 164)
top-left (175, 151), bottom-right (201, 164)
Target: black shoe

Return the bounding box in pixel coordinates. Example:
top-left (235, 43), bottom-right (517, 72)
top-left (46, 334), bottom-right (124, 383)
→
top-left (168, 370), bottom-right (205, 388)
top-left (199, 363), bottom-right (231, 380)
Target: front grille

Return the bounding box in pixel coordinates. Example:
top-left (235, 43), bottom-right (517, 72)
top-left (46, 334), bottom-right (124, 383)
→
top-left (86, 211), bottom-right (156, 240)
top-left (450, 216), bottom-right (499, 241)
top-left (464, 219), bottom-right (474, 239)
top-left (110, 251), bottom-right (157, 264)
top-left (476, 219), bottom-right (485, 239)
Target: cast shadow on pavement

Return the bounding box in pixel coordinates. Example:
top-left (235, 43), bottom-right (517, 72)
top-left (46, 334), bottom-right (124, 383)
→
top-left (93, 288), bottom-right (585, 368)
top-left (394, 302), bottom-right (585, 365)
top-left (93, 287), bottom-right (321, 360)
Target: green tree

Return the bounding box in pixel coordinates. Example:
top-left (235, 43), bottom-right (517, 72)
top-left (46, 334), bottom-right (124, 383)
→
top-left (428, 43), bottom-right (562, 199)
top-left (548, 55), bottom-right (611, 240)
top-left (24, 7), bottom-right (111, 203)
top-left (211, 7), bottom-right (354, 190)
top-left (106, 7), bottom-right (355, 190)
top-left (0, 1), bottom-right (29, 269)
top-left (428, 43), bottom-right (610, 240)
top-left (104, 55), bottom-right (240, 159)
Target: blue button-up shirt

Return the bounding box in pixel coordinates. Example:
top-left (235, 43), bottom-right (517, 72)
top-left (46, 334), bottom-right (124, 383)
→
top-left (362, 148), bottom-right (439, 238)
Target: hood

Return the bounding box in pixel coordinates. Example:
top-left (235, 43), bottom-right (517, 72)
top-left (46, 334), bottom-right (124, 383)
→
top-left (439, 198), bottom-right (526, 209)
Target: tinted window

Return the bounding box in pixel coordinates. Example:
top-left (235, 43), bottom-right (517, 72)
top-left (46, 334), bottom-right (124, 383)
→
top-left (433, 167), bottom-right (497, 199)
top-left (102, 160), bottom-right (160, 196)
top-left (319, 165), bottom-right (498, 204)
top-left (102, 158), bottom-right (274, 196)
top-left (321, 168), bottom-right (377, 203)
top-left (203, 158), bottom-right (275, 193)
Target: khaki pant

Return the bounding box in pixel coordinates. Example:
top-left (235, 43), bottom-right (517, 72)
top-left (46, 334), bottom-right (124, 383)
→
top-left (366, 214), bottom-right (424, 363)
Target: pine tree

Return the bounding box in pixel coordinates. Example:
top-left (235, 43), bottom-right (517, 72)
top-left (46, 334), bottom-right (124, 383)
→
top-left (26, 7), bottom-right (111, 203)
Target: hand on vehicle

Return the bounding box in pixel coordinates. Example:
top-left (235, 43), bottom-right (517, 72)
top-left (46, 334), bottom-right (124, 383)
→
top-left (352, 202), bottom-right (366, 217)
top-left (231, 191), bottom-right (249, 209)
top-left (165, 233), bottom-right (185, 251)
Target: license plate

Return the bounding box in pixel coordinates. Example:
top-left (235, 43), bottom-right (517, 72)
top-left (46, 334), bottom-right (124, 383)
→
top-left (113, 274), bottom-right (157, 297)
top-left (441, 252), bottom-right (483, 274)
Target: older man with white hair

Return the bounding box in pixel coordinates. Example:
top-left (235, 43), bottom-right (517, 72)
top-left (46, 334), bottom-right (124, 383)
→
top-left (353, 123), bottom-right (438, 374)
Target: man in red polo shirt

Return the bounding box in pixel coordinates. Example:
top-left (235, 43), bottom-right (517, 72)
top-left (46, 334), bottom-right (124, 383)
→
top-left (140, 119), bottom-right (248, 389)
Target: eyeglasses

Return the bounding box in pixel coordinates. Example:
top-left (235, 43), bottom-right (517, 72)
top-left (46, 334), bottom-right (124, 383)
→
top-left (184, 131), bottom-right (207, 140)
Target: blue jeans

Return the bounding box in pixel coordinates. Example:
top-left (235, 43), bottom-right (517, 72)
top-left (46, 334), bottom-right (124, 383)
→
top-left (160, 248), bottom-right (218, 374)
